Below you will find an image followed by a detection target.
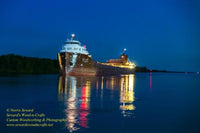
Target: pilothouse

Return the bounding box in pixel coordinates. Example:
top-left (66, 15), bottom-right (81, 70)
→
top-left (60, 34), bottom-right (88, 55)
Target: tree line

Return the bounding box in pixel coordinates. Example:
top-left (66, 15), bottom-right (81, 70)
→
top-left (0, 54), bottom-right (59, 75)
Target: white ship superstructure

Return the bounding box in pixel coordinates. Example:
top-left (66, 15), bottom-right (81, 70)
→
top-left (60, 34), bottom-right (89, 55)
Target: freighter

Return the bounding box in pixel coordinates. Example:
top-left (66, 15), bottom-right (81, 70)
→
top-left (57, 34), bottom-right (136, 76)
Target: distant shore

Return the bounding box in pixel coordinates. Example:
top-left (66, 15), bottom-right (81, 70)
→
top-left (0, 54), bottom-right (195, 75)
top-left (0, 54), bottom-right (59, 75)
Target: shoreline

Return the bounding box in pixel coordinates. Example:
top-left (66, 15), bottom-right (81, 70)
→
top-left (0, 54), bottom-right (197, 75)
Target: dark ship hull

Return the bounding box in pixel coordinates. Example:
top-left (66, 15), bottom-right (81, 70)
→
top-left (58, 52), bottom-right (135, 76)
top-left (58, 52), bottom-right (96, 76)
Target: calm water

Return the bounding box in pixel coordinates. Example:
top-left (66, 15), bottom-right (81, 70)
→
top-left (0, 73), bottom-right (200, 133)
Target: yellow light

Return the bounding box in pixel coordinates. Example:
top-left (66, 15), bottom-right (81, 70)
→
top-left (129, 66), bottom-right (134, 69)
top-left (99, 62), bottom-right (136, 69)
top-left (120, 104), bottom-right (135, 110)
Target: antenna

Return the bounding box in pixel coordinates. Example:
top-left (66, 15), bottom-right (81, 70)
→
top-left (124, 48), bottom-right (126, 53)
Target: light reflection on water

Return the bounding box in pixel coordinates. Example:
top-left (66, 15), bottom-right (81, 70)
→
top-left (58, 74), bottom-right (136, 132)
top-left (58, 76), bottom-right (93, 132)
top-left (120, 75), bottom-right (135, 117)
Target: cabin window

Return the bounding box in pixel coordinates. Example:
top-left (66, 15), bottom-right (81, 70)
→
top-left (66, 42), bottom-right (80, 44)
top-left (74, 48), bottom-right (78, 50)
top-left (67, 47), bottom-right (72, 50)
top-left (79, 48), bottom-right (81, 51)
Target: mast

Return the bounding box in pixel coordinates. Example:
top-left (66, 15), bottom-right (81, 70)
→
top-left (123, 48), bottom-right (126, 53)
top-left (71, 34), bottom-right (75, 40)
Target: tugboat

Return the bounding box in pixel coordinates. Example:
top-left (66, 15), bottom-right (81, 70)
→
top-left (57, 34), bottom-right (136, 76)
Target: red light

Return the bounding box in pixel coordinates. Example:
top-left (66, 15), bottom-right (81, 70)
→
top-left (79, 86), bottom-right (88, 128)
top-left (150, 69), bottom-right (152, 72)
top-left (83, 45), bottom-right (86, 48)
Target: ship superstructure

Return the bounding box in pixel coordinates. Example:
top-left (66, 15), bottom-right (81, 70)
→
top-left (99, 49), bottom-right (136, 69)
top-left (60, 34), bottom-right (89, 55)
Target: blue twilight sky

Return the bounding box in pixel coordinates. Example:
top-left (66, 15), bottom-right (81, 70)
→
top-left (0, 0), bottom-right (200, 72)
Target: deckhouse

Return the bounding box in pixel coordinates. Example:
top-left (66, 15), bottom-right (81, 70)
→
top-left (60, 34), bottom-right (89, 55)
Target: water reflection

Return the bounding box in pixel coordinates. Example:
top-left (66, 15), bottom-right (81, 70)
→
top-left (58, 76), bottom-right (93, 132)
top-left (150, 73), bottom-right (152, 91)
top-left (119, 75), bottom-right (135, 117)
top-left (96, 75), bottom-right (136, 117)
top-left (58, 74), bottom-right (136, 132)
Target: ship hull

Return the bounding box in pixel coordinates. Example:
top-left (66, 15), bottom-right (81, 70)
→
top-left (58, 52), bottom-right (96, 76)
top-left (58, 52), bottom-right (135, 76)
